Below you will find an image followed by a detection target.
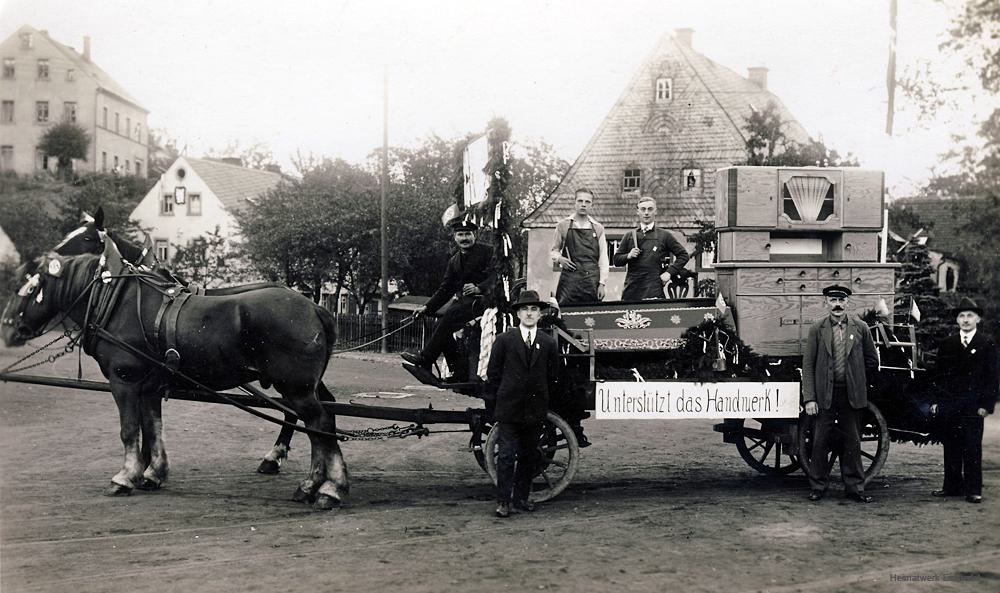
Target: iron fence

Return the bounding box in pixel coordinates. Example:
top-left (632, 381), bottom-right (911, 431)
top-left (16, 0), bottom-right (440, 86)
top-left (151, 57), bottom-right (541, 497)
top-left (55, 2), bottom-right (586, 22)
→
top-left (332, 312), bottom-right (428, 353)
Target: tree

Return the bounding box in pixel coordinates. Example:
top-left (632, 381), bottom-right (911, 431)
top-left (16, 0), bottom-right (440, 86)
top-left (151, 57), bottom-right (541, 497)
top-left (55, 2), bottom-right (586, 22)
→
top-left (744, 101), bottom-right (858, 167)
top-left (57, 173), bottom-right (153, 239)
top-left (506, 138), bottom-right (570, 274)
top-left (147, 128), bottom-right (181, 178)
top-left (38, 121), bottom-right (89, 179)
top-left (204, 141), bottom-right (280, 172)
top-left (0, 176), bottom-right (63, 261)
top-left (893, 241), bottom-right (951, 360)
top-left (169, 226), bottom-right (251, 287)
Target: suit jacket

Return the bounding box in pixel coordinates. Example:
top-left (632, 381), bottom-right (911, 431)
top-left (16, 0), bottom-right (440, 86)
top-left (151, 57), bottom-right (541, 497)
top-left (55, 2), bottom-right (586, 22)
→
top-left (802, 314), bottom-right (878, 410)
top-left (612, 226), bottom-right (690, 300)
top-left (485, 327), bottom-right (559, 424)
top-left (932, 331), bottom-right (999, 417)
top-left (424, 243), bottom-right (496, 315)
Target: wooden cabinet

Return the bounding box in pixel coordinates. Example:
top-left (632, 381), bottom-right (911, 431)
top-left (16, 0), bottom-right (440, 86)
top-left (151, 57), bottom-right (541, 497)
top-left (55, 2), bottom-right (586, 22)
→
top-left (832, 232), bottom-right (878, 261)
top-left (716, 167), bottom-right (778, 229)
top-left (842, 169), bottom-right (884, 228)
top-left (718, 231), bottom-right (771, 261)
top-left (734, 296), bottom-right (802, 356)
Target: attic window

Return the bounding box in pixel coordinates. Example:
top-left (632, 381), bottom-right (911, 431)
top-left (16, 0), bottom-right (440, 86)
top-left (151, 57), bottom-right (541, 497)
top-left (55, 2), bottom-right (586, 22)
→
top-left (655, 78), bottom-right (672, 102)
top-left (19, 33), bottom-right (33, 49)
top-left (682, 168), bottom-right (701, 190)
top-left (174, 186), bottom-right (187, 205)
top-left (37, 59), bottom-right (49, 80)
top-left (623, 168), bottom-right (641, 192)
top-left (176, 167), bottom-right (186, 180)
top-left (66, 68), bottom-right (75, 81)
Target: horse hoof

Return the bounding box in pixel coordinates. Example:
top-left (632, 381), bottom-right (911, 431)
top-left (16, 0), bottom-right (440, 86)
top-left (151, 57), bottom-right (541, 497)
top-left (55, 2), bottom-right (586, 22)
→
top-left (313, 493), bottom-right (341, 510)
top-left (104, 483), bottom-right (133, 497)
top-left (136, 478), bottom-right (162, 491)
top-left (292, 486), bottom-right (316, 504)
top-left (257, 460), bottom-right (281, 475)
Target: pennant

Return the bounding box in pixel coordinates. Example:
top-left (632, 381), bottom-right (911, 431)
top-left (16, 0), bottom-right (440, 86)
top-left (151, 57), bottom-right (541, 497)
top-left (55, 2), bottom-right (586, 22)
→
top-left (876, 297), bottom-right (890, 318)
top-left (715, 292), bottom-right (728, 314)
top-left (910, 299), bottom-right (921, 322)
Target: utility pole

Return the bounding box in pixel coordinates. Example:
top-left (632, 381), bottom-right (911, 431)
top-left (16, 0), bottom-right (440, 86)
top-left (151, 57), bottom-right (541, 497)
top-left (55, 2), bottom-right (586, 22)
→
top-left (380, 67), bottom-right (390, 353)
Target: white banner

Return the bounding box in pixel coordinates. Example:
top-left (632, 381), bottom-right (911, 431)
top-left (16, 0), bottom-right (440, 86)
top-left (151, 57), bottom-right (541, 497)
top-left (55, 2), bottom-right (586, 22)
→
top-left (595, 382), bottom-right (800, 419)
top-left (462, 134), bottom-right (490, 208)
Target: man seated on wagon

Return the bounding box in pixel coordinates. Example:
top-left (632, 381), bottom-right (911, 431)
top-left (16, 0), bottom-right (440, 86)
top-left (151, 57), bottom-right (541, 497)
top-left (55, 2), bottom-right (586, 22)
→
top-left (612, 195), bottom-right (690, 300)
top-left (402, 218), bottom-right (496, 381)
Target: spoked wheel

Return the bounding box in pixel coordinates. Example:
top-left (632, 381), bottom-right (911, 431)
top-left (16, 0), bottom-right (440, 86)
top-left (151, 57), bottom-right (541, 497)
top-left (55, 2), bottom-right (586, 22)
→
top-left (797, 402), bottom-right (890, 486)
top-left (734, 419), bottom-right (801, 475)
top-left (469, 420), bottom-right (493, 472)
top-left (484, 411), bottom-right (580, 502)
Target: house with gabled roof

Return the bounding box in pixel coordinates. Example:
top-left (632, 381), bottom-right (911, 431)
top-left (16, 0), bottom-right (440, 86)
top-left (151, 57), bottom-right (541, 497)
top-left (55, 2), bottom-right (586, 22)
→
top-left (0, 25), bottom-right (148, 176)
top-left (890, 195), bottom-right (980, 292)
top-left (523, 28), bottom-right (812, 300)
top-left (130, 156), bottom-right (284, 262)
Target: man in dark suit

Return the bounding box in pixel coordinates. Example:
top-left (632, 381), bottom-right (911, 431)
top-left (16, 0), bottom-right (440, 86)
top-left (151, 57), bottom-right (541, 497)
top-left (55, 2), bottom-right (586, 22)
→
top-left (802, 285), bottom-right (879, 503)
top-left (612, 195), bottom-right (689, 300)
top-left (930, 297), bottom-right (997, 504)
top-left (485, 290), bottom-right (559, 518)
top-left (402, 219), bottom-right (495, 380)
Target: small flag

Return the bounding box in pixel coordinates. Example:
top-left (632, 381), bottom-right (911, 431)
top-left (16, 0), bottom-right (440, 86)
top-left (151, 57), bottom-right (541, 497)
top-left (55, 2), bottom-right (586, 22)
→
top-left (876, 297), bottom-right (890, 318)
top-left (910, 299), bottom-right (921, 322)
top-left (715, 292), bottom-right (728, 314)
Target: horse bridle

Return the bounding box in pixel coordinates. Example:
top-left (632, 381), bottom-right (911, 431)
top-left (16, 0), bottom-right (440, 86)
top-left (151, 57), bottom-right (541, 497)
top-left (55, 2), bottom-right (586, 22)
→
top-left (4, 262), bottom-right (100, 342)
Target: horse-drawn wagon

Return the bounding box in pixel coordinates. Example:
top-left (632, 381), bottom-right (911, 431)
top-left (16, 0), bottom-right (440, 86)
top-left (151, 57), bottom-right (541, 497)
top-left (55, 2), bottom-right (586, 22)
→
top-left (0, 163), bottom-right (934, 508)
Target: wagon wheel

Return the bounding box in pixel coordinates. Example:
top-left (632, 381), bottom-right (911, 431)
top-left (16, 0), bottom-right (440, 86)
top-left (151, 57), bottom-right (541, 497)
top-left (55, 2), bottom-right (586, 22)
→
top-left (797, 402), bottom-right (890, 486)
top-left (734, 419), bottom-right (801, 475)
top-left (484, 411), bottom-right (580, 502)
top-left (469, 420), bottom-right (493, 472)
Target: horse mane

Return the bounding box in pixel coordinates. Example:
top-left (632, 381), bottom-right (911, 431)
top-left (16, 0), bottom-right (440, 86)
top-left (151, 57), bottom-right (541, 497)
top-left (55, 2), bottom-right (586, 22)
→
top-left (107, 231), bottom-right (147, 264)
top-left (50, 253), bottom-right (102, 308)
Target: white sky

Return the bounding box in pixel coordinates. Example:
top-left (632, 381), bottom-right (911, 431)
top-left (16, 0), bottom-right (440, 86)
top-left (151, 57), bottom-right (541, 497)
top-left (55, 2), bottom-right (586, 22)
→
top-left (0, 0), bottom-right (987, 195)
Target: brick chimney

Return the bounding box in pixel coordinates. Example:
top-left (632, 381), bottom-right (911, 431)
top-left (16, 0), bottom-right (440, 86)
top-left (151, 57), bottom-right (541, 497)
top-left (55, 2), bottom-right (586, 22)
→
top-left (674, 28), bottom-right (693, 48)
top-left (221, 157), bottom-right (243, 167)
top-left (747, 66), bottom-right (768, 90)
top-left (83, 36), bottom-right (91, 62)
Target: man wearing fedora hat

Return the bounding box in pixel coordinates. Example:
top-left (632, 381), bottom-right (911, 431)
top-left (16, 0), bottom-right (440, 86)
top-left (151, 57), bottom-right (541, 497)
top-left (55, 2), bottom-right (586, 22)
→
top-left (802, 284), bottom-right (879, 503)
top-left (485, 290), bottom-right (559, 518)
top-left (402, 218), bottom-right (496, 380)
top-left (929, 297), bottom-right (997, 503)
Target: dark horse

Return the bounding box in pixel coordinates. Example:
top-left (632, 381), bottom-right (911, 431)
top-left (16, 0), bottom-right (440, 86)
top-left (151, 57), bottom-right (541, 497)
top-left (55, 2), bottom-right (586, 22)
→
top-left (53, 208), bottom-right (310, 474)
top-left (1, 252), bottom-right (349, 509)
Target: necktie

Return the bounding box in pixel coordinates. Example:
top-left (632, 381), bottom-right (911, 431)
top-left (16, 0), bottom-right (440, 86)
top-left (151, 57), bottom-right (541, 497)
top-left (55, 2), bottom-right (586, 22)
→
top-left (525, 331), bottom-right (533, 349)
top-left (962, 335), bottom-right (969, 348)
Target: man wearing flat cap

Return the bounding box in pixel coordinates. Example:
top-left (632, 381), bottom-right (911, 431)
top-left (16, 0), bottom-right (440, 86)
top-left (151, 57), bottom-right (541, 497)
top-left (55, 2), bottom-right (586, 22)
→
top-left (929, 297), bottom-right (997, 504)
top-left (485, 290), bottom-right (559, 518)
top-left (802, 284), bottom-right (879, 503)
top-left (402, 218), bottom-right (496, 380)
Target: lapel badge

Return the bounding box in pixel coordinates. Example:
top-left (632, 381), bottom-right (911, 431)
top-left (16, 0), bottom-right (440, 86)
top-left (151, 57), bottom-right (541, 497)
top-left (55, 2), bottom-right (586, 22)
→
top-left (971, 348), bottom-right (977, 354)
top-left (47, 258), bottom-right (62, 277)
top-left (653, 246), bottom-right (658, 251)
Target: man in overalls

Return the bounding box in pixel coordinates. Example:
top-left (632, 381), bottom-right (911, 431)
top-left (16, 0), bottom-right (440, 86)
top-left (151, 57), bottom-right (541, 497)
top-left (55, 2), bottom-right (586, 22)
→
top-left (550, 187), bottom-right (609, 306)
top-left (612, 195), bottom-right (690, 301)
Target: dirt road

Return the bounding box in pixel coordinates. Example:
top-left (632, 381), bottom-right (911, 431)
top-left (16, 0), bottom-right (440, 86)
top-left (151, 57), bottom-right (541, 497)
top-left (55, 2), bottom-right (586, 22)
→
top-left (1, 346), bottom-right (997, 593)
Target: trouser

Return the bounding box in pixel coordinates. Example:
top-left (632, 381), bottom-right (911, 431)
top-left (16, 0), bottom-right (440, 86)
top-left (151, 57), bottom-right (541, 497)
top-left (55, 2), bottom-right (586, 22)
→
top-left (421, 296), bottom-right (482, 369)
top-left (809, 386), bottom-right (866, 494)
top-left (941, 416), bottom-right (984, 496)
top-left (495, 421), bottom-right (543, 504)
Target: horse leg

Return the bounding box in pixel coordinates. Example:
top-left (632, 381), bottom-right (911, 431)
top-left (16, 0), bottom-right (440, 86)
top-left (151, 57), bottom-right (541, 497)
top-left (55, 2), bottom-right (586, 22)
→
top-left (279, 385), bottom-right (348, 510)
top-left (106, 383), bottom-right (145, 496)
top-left (257, 420), bottom-right (295, 475)
top-left (136, 394), bottom-right (169, 490)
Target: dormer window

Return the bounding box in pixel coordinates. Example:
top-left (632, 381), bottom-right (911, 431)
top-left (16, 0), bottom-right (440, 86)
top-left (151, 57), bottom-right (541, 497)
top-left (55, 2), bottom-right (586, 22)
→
top-left (19, 33), bottom-right (33, 49)
top-left (655, 77), bottom-right (672, 102)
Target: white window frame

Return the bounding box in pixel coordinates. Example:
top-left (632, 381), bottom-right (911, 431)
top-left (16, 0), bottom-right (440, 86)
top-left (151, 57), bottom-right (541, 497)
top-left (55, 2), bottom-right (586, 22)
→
top-left (37, 59), bottom-right (49, 80)
top-left (655, 77), bottom-right (672, 102)
top-left (188, 193), bottom-right (202, 215)
top-left (2, 58), bottom-right (14, 79)
top-left (1, 100), bottom-right (13, 123)
top-left (35, 101), bottom-right (49, 123)
top-left (154, 239), bottom-right (169, 262)
top-left (623, 168), bottom-right (642, 192)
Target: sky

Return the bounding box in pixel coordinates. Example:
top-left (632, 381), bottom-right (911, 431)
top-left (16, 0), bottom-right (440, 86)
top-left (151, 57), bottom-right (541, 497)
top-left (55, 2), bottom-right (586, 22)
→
top-left (0, 0), bottom-right (988, 195)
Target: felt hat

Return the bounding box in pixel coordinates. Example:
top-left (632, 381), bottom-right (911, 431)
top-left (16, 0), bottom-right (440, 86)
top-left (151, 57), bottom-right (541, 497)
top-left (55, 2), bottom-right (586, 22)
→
top-left (511, 290), bottom-right (548, 310)
top-left (952, 296), bottom-right (982, 316)
top-left (822, 284), bottom-right (852, 298)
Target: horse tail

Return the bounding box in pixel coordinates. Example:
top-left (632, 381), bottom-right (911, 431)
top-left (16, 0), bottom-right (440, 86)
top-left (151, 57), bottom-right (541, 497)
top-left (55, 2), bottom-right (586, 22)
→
top-left (316, 304), bottom-right (338, 360)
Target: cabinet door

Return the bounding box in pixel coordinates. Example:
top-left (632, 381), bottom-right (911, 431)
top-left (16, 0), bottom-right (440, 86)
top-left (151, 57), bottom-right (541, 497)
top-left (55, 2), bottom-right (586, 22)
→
top-left (719, 231), bottom-right (771, 261)
top-left (842, 169), bottom-right (884, 228)
top-left (735, 296), bottom-right (802, 355)
top-left (734, 168), bottom-right (778, 228)
top-left (836, 233), bottom-right (878, 261)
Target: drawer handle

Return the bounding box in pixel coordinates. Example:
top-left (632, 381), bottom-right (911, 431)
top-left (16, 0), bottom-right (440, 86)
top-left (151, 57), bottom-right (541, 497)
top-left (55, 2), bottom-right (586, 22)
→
top-left (845, 243), bottom-right (853, 251)
top-left (799, 284), bottom-right (807, 291)
top-left (833, 270), bottom-right (840, 278)
top-left (854, 277), bottom-right (862, 284)
top-left (764, 243), bottom-right (771, 250)
top-left (798, 270), bottom-right (807, 277)
top-left (776, 278), bottom-right (784, 285)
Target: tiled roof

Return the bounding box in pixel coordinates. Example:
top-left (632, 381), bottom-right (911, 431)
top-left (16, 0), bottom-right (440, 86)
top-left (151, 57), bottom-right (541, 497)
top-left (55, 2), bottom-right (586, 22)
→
top-left (186, 157), bottom-right (285, 212)
top-left (30, 27), bottom-right (149, 112)
top-left (525, 33), bottom-right (811, 229)
top-left (891, 196), bottom-right (980, 258)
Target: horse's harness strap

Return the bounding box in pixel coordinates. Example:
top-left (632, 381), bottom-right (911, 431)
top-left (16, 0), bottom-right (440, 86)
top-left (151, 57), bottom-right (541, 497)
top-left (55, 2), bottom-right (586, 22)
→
top-left (152, 288), bottom-right (191, 370)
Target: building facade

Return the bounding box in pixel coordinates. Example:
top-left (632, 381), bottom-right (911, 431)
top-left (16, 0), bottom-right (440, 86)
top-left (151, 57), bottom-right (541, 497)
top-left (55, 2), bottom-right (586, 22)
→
top-left (0, 25), bottom-right (148, 176)
top-left (131, 156), bottom-right (283, 262)
top-left (523, 29), bottom-right (812, 300)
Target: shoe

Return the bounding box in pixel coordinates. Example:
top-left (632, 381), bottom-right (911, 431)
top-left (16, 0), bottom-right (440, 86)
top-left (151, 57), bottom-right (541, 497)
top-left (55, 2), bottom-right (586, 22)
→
top-left (573, 428), bottom-right (592, 448)
top-left (514, 499), bottom-right (536, 512)
top-left (846, 492), bottom-right (873, 503)
top-left (441, 374), bottom-right (466, 384)
top-left (494, 502), bottom-right (511, 518)
top-left (808, 490), bottom-right (824, 502)
top-left (966, 495), bottom-right (983, 504)
top-left (401, 351), bottom-right (431, 370)
top-left (931, 489), bottom-right (962, 497)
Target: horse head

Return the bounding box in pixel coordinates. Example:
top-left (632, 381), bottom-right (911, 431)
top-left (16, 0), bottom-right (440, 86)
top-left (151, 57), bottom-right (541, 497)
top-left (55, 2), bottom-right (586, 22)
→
top-left (54, 208), bottom-right (106, 257)
top-left (1, 253), bottom-right (93, 347)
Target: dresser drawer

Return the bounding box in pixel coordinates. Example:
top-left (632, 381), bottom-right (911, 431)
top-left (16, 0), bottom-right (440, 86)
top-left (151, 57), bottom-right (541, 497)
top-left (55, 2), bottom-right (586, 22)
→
top-left (785, 280), bottom-right (820, 294)
top-left (736, 268), bottom-right (786, 294)
top-left (818, 267), bottom-right (851, 282)
top-left (850, 268), bottom-right (895, 293)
